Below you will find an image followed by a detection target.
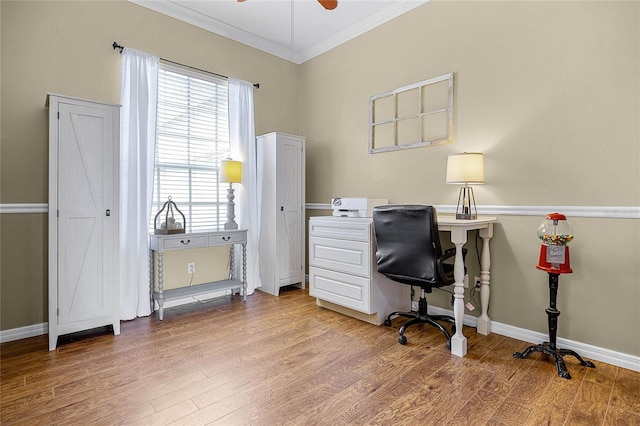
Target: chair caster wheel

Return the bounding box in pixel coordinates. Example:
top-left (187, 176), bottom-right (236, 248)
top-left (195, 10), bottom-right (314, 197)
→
top-left (384, 319), bottom-right (391, 327)
top-left (398, 335), bottom-right (407, 345)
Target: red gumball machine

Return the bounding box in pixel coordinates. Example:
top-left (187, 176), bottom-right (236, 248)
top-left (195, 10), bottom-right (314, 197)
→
top-left (537, 213), bottom-right (573, 274)
top-left (514, 213), bottom-right (595, 379)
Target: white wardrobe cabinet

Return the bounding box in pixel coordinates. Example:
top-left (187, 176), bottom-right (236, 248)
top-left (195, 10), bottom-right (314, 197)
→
top-left (256, 132), bottom-right (306, 296)
top-left (47, 94), bottom-right (120, 350)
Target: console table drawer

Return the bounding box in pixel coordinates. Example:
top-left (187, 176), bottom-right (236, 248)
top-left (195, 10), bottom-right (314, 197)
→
top-left (309, 266), bottom-right (372, 314)
top-left (161, 235), bottom-right (207, 250)
top-left (309, 236), bottom-right (371, 278)
top-left (208, 233), bottom-right (246, 246)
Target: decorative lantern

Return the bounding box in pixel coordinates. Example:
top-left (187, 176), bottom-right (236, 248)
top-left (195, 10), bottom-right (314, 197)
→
top-left (154, 196), bottom-right (186, 235)
top-left (536, 212), bottom-right (573, 274)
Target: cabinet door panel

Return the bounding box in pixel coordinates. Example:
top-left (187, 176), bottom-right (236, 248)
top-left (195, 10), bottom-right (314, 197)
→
top-left (57, 102), bottom-right (115, 325)
top-left (276, 139), bottom-right (303, 282)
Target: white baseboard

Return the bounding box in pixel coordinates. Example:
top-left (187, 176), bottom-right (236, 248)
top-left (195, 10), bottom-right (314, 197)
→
top-left (429, 306), bottom-right (640, 372)
top-left (0, 322), bottom-right (48, 343)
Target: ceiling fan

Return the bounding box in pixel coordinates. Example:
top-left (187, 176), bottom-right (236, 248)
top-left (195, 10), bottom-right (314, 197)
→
top-left (237, 0), bottom-right (338, 11)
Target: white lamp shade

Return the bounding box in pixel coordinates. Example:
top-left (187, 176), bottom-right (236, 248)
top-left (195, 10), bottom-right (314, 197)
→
top-left (446, 152), bottom-right (485, 184)
top-left (220, 159), bottom-right (242, 184)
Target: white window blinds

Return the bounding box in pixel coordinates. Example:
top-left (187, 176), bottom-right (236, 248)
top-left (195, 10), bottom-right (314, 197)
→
top-left (152, 63), bottom-right (230, 233)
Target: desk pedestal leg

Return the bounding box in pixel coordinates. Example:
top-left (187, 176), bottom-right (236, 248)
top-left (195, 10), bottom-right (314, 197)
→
top-left (477, 225), bottom-right (493, 335)
top-left (450, 229), bottom-right (467, 357)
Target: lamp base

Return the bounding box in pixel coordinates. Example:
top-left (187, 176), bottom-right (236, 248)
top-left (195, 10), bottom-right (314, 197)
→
top-left (224, 186), bottom-right (238, 230)
top-left (455, 186), bottom-right (478, 220)
top-left (455, 213), bottom-right (477, 220)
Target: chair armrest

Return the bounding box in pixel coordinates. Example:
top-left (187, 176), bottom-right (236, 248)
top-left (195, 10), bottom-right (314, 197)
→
top-left (442, 247), bottom-right (467, 261)
top-left (437, 247), bottom-right (468, 283)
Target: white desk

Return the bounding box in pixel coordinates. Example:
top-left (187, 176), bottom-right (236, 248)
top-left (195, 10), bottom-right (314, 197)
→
top-left (308, 215), bottom-right (497, 357)
top-left (437, 215), bottom-right (497, 357)
top-left (149, 230), bottom-right (247, 320)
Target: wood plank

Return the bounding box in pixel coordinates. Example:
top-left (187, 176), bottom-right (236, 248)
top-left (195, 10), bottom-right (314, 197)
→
top-left (564, 380), bottom-right (613, 425)
top-left (447, 388), bottom-right (504, 425)
top-left (610, 366), bottom-right (640, 416)
top-left (523, 374), bottom-right (580, 425)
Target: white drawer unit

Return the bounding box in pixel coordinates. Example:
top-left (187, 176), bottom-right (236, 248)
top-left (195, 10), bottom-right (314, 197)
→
top-left (308, 216), bottom-right (410, 325)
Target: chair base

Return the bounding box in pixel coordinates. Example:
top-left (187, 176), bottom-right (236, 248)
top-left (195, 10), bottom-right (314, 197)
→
top-left (385, 296), bottom-right (455, 349)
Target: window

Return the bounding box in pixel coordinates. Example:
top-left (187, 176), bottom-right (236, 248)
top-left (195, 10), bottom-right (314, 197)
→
top-left (151, 63), bottom-right (230, 233)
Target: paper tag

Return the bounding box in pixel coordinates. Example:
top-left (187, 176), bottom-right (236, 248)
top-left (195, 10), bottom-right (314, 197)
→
top-left (465, 302), bottom-right (475, 311)
top-left (546, 245), bottom-right (566, 264)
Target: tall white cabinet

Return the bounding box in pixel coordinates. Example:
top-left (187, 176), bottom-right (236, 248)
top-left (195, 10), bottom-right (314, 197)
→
top-left (47, 94), bottom-right (120, 351)
top-left (256, 132), bottom-right (306, 296)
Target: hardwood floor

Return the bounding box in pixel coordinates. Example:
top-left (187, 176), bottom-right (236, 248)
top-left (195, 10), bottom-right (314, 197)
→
top-left (1, 287), bottom-right (639, 425)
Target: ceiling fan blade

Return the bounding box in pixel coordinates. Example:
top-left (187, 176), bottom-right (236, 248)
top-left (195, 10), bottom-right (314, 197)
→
top-left (237, 0), bottom-right (337, 10)
top-left (318, 0), bottom-right (338, 10)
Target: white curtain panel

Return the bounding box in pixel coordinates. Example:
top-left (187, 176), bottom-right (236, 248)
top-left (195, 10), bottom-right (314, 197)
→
top-left (228, 78), bottom-right (260, 295)
top-left (119, 48), bottom-right (159, 319)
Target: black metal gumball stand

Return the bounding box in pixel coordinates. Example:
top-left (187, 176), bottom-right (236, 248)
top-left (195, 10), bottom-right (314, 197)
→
top-left (514, 272), bottom-right (595, 379)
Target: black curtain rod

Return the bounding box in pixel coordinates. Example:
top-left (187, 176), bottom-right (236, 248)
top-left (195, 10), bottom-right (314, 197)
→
top-left (112, 42), bottom-right (260, 89)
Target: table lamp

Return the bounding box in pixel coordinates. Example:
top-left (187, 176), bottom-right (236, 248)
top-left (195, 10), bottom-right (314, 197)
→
top-left (220, 158), bottom-right (242, 230)
top-left (446, 152), bottom-right (484, 220)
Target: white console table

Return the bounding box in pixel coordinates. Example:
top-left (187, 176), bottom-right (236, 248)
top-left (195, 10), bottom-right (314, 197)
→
top-left (149, 230), bottom-right (247, 320)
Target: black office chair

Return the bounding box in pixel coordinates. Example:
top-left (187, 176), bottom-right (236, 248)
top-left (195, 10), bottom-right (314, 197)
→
top-left (373, 205), bottom-right (465, 349)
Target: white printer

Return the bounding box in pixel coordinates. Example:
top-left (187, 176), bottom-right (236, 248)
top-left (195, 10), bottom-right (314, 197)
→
top-left (331, 197), bottom-right (388, 217)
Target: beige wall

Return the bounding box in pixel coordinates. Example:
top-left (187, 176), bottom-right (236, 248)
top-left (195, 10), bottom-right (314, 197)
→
top-left (300, 1), bottom-right (639, 356)
top-left (2, 0), bottom-right (639, 357)
top-left (0, 0), bottom-right (299, 330)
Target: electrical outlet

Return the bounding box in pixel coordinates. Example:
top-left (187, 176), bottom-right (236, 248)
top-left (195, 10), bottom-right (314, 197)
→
top-left (411, 300), bottom-right (419, 312)
top-left (188, 262), bottom-right (195, 274)
top-left (463, 274), bottom-right (469, 288)
top-left (474, 276), bottom-right (481, 288)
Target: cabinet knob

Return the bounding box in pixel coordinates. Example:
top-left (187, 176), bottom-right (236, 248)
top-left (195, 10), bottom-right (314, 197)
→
top-left (280, 206), bottom-right (284, 211)
top-left (106, 209), bottom-right (111, 216)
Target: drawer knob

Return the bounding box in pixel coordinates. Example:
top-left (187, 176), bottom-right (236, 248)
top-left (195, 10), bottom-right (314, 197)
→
top-left (180, 239), bottom-right (191, 245)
